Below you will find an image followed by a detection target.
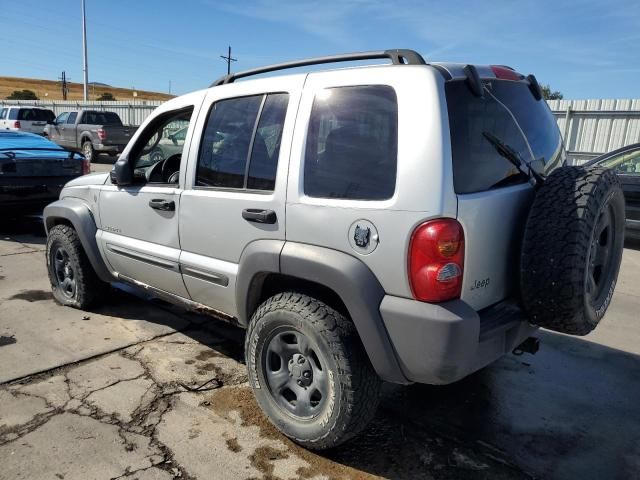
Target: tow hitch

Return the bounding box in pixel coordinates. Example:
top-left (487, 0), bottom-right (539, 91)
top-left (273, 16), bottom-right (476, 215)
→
top-left (513, 337), bottom-right (540, 356)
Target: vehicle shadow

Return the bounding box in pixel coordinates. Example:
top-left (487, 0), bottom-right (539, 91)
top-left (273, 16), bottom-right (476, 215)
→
top-left (0, 215), bottom-right (46, 245)
top-left (625, 237), bottom-right (640, 250)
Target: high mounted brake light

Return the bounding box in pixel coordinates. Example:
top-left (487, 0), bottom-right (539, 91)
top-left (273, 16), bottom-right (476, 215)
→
top-left (408, 219), bottom-right (465, 303)
top-left (490, 65), bottom-right (524, 81)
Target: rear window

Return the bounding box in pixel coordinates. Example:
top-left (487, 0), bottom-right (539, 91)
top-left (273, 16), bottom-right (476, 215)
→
top-left (446, 79), bottom-right (564, 194)
top-left (81, 111), bottom-right (122, 125)
top-left (17, 108), bottom-right (38, 121)
top-left (34, 109), bottom-right (55, 122)
top-left (304, 85), bottom-right (398, 200)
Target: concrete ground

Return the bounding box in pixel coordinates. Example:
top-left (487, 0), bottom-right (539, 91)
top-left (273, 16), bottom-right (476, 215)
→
top-left (1, 213), bottom-right (639, 480)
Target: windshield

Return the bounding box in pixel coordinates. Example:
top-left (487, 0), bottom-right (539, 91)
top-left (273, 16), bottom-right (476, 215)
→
top-left (446, 79), bottom-right (565, 194)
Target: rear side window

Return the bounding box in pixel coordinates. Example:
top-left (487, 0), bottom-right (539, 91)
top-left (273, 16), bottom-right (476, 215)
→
top-left (8, 109), bottom-right (18, 120)
top-left (196, 93), bottom-right (288, 191)
top-left (446, 81), bottom-right (535, 194)
top-left (304, 85), bottom-right (398, 200)
top-left (17, 108), bottom-right (36, 120)
top-left (0, 108), bottom-right (7, 119)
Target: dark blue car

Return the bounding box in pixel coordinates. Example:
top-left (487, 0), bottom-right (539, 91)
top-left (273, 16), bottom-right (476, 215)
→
top-left (0, 131), bottom-right (88, 215)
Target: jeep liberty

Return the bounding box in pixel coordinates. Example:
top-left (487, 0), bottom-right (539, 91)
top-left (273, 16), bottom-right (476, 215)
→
top-left (43, 50), bottom-right (625, 449)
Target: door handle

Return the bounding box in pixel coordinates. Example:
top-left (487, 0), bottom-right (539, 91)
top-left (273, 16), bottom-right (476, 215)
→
top-left (242, 208), bottom-right (277, 224)
top-left (148, 198), bottom-right (175, 211)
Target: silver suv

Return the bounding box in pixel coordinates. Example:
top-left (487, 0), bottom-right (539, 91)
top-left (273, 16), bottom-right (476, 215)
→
top-left (43, 50), bottom-right (625, 449)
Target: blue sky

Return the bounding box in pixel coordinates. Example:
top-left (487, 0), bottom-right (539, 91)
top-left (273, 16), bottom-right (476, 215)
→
top-left (2, 0), bottom-right (639, 98)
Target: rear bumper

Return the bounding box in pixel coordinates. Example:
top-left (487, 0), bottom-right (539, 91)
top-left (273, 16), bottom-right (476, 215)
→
top-left (94, 144), bottom-right (124, 155)
top-left (380, 296), bottom-right (536, 385)
top-left (626, 219), bottom-right (640, 239)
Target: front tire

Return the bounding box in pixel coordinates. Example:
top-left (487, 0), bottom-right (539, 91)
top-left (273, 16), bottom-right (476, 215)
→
top-left (46, 224), bottom-right (103, 309)
top-left (245, 292), bottom-right (381, 450)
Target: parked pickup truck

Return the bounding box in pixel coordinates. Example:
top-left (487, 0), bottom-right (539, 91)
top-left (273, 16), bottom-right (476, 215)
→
top-left (45, 110), bottom-right (135, 162)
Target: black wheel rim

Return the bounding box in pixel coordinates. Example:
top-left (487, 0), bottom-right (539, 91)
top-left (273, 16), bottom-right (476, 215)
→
top-left (51, 245), bottom-right (76, 299)
top-left (587, 201), bottom-right (616, 303)
top-left (263, 328), bottom-right (328, 419)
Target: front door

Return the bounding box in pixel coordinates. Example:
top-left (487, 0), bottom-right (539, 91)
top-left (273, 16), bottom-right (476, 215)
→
top-left (98, 94), bottom-right (203, 297)
top-left (49, 112), bottom-right (69, 146)
top-left (179, 76), bottom-right (303, 317)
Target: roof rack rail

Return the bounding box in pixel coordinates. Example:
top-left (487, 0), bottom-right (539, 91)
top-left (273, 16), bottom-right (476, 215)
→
top-left (210, 49), bottom-right (426, 87)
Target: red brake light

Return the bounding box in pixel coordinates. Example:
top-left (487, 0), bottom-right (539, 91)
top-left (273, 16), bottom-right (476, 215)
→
top-left (81, 158), bottom-right (91, 175)
top-left (13, 121), bottom-right (21, 129)
top-left (97, 128), bottom-right (106, 140)
top-left (490, 65), bottom-right (523, 81)
top-left (408, 219), bottom-right (465, 303)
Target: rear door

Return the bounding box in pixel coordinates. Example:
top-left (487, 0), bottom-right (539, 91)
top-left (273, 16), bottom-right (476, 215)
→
top-left (178, 75), bottom-right (303, 316)
top-left (18, 108), bottom-right (46, 134)
top-left (447, 77), bottom-right (565, 310)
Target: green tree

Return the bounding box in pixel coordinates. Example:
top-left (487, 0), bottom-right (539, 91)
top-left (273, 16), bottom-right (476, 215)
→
top-left (541, 84), bottom-right (563, 100)
top-left (6, 89), bottom-right (39, 100)
top-left (97, 92), bottom-right (116, 101)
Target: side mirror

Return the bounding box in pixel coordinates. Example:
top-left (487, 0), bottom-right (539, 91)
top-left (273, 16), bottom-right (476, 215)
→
top-left (112, 156), bottom-right (133, 186)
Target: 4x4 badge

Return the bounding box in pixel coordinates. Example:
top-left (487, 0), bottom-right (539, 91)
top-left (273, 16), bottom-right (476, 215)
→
top-left (348, 219), bottom-right (379, 255)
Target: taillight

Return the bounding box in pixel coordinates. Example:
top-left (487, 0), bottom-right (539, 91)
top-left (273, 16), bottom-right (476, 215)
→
top-left (13, 121), bottom-right (21, 129)
top-left (97, 128), bottom-right (106, 141)
top-left (490, 65), bottom-right (524, 81)
top-left (408, 219), bottom-right (465, 303)
top-left (81, 158), bottom-right (91, 175)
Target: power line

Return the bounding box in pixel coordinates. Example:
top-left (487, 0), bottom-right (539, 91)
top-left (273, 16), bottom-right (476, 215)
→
top-left (220, 46), bottom-right (237, 75)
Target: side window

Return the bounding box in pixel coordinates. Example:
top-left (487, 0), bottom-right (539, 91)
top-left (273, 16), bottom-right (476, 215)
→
top-left (130, 107), bottom-right (193, 184)
top-left (0, 108), bottom-right (6, 119)
top-left (196, 93), bottom-right (288, 191)
top-left (18, 109), bottom-right (35, 121)
top-left (66, 112), bottom-right (77, 124)
top-left (602, 150), bottom-right (640, 175)
top-left (248, 93), bottom-right (288, 190)
top-left (8, 109), bottom-right (19, 120)
top-left (303, 85), bottom-right (398, 200)
top-left (55, 112), bottom-right (69, 124)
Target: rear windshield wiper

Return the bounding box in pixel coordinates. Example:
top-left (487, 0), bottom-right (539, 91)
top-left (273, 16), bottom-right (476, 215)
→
top-left (482, 131), bottom-right (544, 187)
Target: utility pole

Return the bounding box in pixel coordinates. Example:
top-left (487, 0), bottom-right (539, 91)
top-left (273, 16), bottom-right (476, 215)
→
top-left (81, 0), bottom-right (89, 101)
top-left (220, 46), bottom-right (237, 75)
top-left (58, 71), bottom-right (69, 100)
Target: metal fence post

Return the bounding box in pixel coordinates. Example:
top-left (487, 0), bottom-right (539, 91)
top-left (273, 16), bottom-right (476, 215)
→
top-left (563, 106), bottom-right (572, 157)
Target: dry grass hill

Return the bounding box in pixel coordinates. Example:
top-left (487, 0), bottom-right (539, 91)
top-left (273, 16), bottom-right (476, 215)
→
top-left (0, 76), bottom-right (174, 102)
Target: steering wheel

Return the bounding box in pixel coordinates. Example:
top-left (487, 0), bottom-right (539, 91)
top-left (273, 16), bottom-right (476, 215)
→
top-left (161, 154), bottom-right (181, 183)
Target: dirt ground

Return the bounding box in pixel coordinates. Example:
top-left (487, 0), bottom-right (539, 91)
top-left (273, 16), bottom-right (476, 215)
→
top-left (1, 216), bottom-right (639, 480)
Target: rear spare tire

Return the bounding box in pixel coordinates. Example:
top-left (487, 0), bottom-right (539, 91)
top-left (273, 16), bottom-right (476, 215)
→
top-left (521, 166), bottom-right (625, 335)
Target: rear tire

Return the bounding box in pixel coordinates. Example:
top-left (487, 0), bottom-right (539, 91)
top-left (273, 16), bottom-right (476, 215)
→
top-left (521, 166), bottom-right (625, 335)
top-left (46, 224), bottom-right (104, 309)
top-left (82, 140), bottom-right (94, 163)
top-left (245, 292), bottom-right (381, 450)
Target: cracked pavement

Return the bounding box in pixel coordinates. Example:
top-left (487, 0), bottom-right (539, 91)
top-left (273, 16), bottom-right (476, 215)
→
top-left (1, 219), bottom-right (640, 480)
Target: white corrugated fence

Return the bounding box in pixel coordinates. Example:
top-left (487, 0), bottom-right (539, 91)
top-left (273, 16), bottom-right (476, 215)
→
top-left (3, 98), bottom-right (640, 163)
